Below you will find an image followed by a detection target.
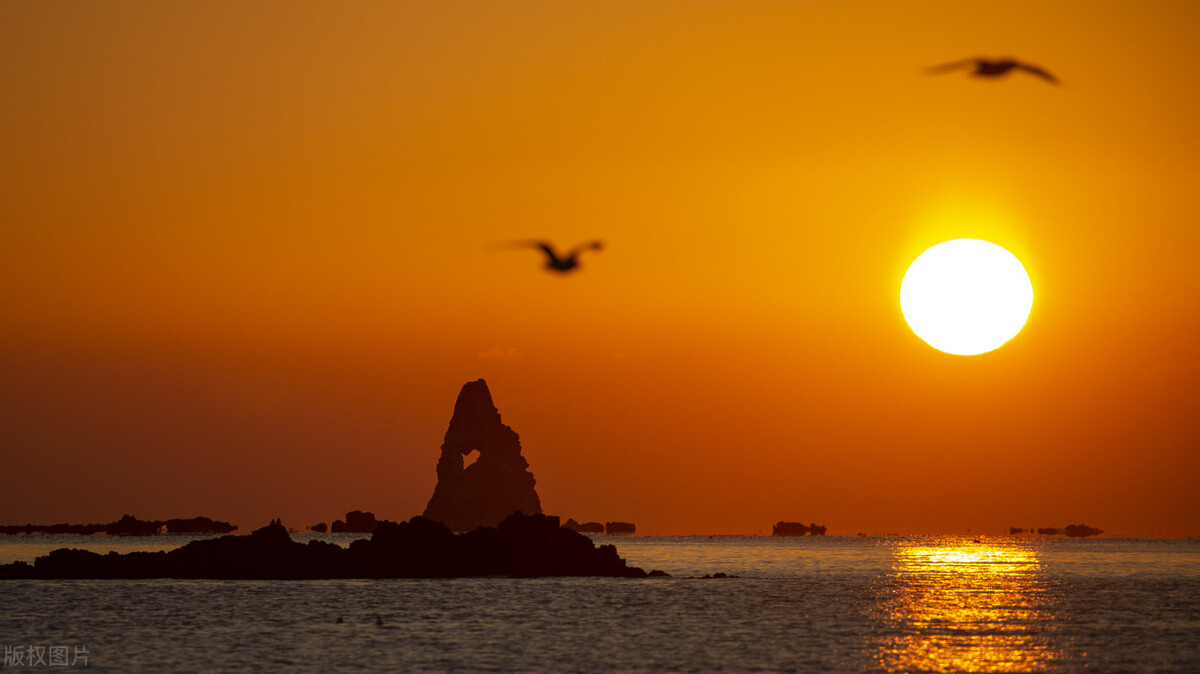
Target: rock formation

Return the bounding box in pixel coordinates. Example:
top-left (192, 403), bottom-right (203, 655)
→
top-left (605, 521), bottom-right (636, 535)
top-left (0, 515), bottom-right (236, 536)
top-left (773, 521), bottom-right (808, 536)
top-left (772, 521), bottom-right (827, 536)
top-left (423, 380), bottom-right (541, 531)
top-left (0, 512), bottom-right (654, 579)
top-left (1015, 524), bottom-right (1103, 538)
top-left (1063, 524), bottom-right (1103, 538)
top-left (564, 519), bottom-right (605, 534)
top-left (331, 510), bottom-right (378, 533)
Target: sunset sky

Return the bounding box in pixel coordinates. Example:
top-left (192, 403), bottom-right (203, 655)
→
top-left (3, 1), bottom-right (1198, 536)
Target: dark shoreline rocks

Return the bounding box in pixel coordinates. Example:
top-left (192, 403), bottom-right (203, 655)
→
top-left (0, 514), bottom-right (237, 537)
top-left (0, 512), bottom-right (655, 580)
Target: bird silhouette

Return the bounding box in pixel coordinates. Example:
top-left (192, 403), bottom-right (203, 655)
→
top-left (495, 240), bottom-right (604, 274)
top-left (926, 57), bottom-right (1059, 85)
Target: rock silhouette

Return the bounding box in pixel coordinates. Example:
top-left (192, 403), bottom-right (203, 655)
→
top-left (0, 512), bottom-right (653, 579)
top-left (1064, 524), bottom-right (1103, 538)
top-left (0, 515), bottom-right (236, 536)
top-left (1016, 524), bottom-right (1103, 537)
top-left (563, 519), bottom-right (605, 534)
top-left (772, 521), bottom-right (827, 536)
top-left (331, 510), bottom-right (378, 534)
top-left (605, 521), bottom-right (636, 535)
top-left (423, 380), bottom-right (542, 532)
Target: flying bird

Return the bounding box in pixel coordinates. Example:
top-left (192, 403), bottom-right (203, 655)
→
top-left (926, 57), bottom-right (1059, 85)
top-left (494, 240), bottom-right (604, 274)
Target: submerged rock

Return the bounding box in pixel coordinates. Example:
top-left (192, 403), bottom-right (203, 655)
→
top-left (423, 380), bottom-right (542, 532)
top-left (0, 512), bottom-right (649, 580)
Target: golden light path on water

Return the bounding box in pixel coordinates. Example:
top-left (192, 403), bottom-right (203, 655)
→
top-left (875, 540), bottom-right (1062, 672)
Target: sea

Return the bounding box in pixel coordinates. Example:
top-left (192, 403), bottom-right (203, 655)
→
top-left (1, 534), bottom-right (1197, 672)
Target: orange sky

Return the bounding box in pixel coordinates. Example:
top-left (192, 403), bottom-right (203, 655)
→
top-left (2, 1), bottom-right (1198, 536)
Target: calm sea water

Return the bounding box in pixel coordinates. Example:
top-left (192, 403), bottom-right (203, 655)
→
top-left (1, 535), bottom-right (1198, 672)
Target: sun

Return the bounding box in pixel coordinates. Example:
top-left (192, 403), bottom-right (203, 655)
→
top-left (900, 239), bottom-right (1033, 355)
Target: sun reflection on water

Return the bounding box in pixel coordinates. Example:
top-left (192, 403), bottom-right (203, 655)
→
top-left (875, 539), bottom-right (1061, 673)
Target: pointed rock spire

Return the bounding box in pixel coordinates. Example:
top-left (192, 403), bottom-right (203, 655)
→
top-left (422, 380), bottom-right (542, 531)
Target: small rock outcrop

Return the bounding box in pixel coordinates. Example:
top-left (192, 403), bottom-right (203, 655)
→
top-left (772, 521), bottom-right (827, 536)
top-left (331, 510), bottom-right (378, 534)
top-left (605, 521), bottom-right (636, 535)
top-left (423, 380), bottom-right (542, 532)
top-left (563, 519), bottom-right (605, 534)
top-left (310, 523), bottom-right (328, 533)
top-left (0, 512), bottom-right (651, 579)
top-left (1063, 524), bottom-right (1103, 538)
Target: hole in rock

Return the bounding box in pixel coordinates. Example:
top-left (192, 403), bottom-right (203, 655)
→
top-left (463, 449), bottom-right (480, 469)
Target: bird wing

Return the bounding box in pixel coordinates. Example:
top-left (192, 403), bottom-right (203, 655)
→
top-left (567, 240), bottom-right (604, 258)
top-left (924, 58), bottom-right (980, 75)
top-left (1016, 62), bottom-right (1059, 85)
top-left (490, 240), bottom-right (562, 263)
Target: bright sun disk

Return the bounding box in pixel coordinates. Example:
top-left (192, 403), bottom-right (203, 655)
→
top-left (900, 239), bottom-right (1033, 355)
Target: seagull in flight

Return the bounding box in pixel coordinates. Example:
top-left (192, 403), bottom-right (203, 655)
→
top-left (926, 57), bottom-right (1059, 85)
top-left (495, 240), bottom-right (604, 274)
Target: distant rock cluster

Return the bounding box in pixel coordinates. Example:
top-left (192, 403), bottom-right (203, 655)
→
top-left (1009, 524), bottom-right (1103, 538)
top-left (772, 521), bottom-right (827, 536)
top-left (0, 512), bottom-right (656, 579)
top-left (0, 515), bottom-right (236, 536)
top-left (423, 380), bottom-right (542, 532)
top-left (563, 519), bottom-right (637, 535)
